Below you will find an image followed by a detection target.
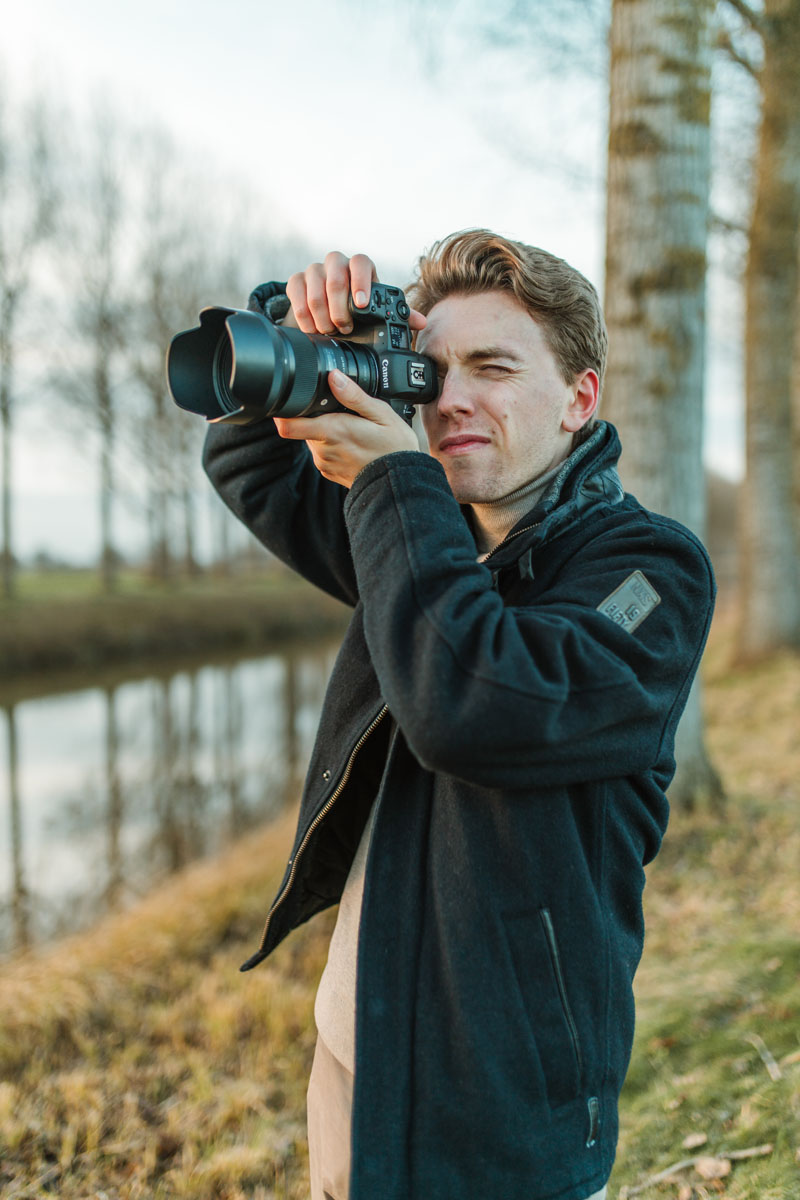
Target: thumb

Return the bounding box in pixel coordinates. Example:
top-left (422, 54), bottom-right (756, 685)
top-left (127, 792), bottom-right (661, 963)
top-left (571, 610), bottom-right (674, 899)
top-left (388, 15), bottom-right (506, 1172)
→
top-left (328, 370), bottom-right (388, 420)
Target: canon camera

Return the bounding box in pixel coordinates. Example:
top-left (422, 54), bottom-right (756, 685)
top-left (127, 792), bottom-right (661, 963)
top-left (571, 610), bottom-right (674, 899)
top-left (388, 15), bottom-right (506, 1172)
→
top-left (166, 283), bottom-right (438, 426)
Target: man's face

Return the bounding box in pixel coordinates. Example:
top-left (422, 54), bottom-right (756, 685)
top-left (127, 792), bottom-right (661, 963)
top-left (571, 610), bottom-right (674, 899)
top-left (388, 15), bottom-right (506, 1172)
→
top-left (416, 291), bottom-right (596, 505)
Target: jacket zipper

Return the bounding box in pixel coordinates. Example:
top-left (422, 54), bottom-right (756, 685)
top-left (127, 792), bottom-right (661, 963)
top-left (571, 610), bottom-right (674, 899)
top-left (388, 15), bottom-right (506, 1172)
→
top-left (482, 521), bottom-right (541, 564)
top-left (539, 907), bottom-right (583, 1077)
top-left (252, 704), bottom-right (389, 957)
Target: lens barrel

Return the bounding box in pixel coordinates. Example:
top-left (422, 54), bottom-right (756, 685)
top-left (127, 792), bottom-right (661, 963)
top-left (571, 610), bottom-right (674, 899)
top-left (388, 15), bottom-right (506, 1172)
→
top-left (167, 302), bottom-right (437, 425)
top-left (167, 307), bottom-right (386, 424)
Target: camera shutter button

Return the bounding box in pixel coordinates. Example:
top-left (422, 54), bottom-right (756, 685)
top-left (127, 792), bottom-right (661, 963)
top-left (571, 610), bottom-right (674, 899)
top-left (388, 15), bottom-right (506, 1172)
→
top-left (396, 300), bottom-right (410, 319)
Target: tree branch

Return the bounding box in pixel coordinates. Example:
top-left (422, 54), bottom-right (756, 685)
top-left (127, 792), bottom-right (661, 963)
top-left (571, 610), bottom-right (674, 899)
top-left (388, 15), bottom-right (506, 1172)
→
top-left (717, 29), bottom-right (761, 79)
top-left (619, 1144), bottom-right (773, 1197)
top-left (723, 0), bottom-right (766, 36)
top-left (744, 1032), bottom-right (783, 1081)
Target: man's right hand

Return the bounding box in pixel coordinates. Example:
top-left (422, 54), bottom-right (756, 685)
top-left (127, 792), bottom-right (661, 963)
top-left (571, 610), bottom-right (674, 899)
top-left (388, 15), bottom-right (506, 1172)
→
top-left (285, 251), bottom-right (426, 337)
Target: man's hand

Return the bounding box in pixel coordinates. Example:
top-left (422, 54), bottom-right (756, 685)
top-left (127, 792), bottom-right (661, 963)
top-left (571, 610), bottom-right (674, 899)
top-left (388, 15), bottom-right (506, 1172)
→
top-left (274, 369), bottom-right (420, 488)
top-left (285, 250), bottom-right (426, 336)
top-left (277, 250), bottom-right (426, 486)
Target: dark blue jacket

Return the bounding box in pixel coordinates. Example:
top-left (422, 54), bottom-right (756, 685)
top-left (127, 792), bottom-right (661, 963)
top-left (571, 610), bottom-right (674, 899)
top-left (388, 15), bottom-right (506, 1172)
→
top-left (203, 327), bottom-right (715, 1200)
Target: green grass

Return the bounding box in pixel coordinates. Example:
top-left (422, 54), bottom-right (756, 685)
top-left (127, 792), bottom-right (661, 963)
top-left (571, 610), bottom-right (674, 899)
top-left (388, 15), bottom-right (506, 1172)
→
top-left (0, 567), bottom-right (349, 682)
top-left (0, 612), bottom-right (798, 1198)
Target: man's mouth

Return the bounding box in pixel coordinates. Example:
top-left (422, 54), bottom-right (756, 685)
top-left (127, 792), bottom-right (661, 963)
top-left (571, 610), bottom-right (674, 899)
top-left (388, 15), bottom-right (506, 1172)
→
top-left (438, 434), bottom-right (491, 455)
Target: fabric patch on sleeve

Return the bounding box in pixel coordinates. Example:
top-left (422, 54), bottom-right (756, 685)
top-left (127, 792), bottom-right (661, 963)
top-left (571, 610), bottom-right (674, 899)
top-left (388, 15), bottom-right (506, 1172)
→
top-left (597, 570), bottom-right (661, 633)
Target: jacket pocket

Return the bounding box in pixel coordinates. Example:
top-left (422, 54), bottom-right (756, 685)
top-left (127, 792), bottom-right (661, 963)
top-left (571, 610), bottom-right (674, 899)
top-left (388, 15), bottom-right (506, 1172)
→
top-left (502, 906), bottom-right (584, 1110)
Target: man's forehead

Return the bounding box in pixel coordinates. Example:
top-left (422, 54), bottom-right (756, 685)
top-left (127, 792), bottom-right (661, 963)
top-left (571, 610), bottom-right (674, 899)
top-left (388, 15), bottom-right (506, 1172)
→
top-left (416, 290), bottom-right (543, 358)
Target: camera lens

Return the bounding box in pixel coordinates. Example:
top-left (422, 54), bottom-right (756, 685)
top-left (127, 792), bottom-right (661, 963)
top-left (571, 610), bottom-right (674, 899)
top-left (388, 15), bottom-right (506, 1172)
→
top-left (167, 299), bottom-right (436, 425)
top-left (211, 333), bottom-right (239, 415)
top-left (167, 307), bottom-right (378, 424)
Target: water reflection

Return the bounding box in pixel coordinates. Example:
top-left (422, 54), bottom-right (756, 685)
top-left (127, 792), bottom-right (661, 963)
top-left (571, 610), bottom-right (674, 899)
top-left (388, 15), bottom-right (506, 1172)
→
top-left (0, 641), bottom-right (338, 956)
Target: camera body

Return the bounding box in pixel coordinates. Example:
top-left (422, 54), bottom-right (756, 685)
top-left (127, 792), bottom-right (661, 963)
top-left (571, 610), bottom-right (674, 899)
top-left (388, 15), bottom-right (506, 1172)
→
top-left (166, 282), bottom-right (438, 426)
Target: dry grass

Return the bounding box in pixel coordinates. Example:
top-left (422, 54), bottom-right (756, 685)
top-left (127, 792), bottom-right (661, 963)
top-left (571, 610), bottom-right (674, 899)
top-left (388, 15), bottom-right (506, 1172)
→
top-left (1, 610), bottom-right (798, 1198)
top-left (611, 610), bottom-right (800, 1199)
top-left (0, 809), bottom-right (333, 1198)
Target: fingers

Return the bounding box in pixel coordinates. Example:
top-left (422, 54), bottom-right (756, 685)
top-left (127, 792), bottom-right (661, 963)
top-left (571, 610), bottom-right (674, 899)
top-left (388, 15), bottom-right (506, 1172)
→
top-left (285, 252), bottom-right (379, 336)
top-left (327, 370), bottom-right (388, 420)
top-left (324, 252), bottom-right (356, 333)
top-left (348, 254), bottom-right (378, 311)
top-left (274, 370), bottom-right (419, 488)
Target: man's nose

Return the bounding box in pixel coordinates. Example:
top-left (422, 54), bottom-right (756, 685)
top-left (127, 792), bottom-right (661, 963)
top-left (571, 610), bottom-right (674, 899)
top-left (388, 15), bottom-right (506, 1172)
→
top-left (436, 370), bottom-right (475, 416)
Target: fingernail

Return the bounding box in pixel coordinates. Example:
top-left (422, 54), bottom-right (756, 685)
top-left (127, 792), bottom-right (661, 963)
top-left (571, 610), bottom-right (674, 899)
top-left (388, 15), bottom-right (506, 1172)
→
top-left (330, 369), bottom-right (347, 386)
top-left (355, 291), bottom-right (368, 308)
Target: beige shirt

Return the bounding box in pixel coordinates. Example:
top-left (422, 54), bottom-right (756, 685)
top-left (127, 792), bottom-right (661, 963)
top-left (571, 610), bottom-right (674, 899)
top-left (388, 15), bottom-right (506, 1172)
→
top-left (314, 803), bottom-right (378, 1071)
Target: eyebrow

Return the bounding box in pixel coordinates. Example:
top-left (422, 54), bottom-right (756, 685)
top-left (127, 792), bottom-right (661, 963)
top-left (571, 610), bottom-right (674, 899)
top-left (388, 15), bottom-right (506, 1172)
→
top-left (461, 345), bottom-right (524, 364)
top-left (420, 344), bottom-right (524, 368)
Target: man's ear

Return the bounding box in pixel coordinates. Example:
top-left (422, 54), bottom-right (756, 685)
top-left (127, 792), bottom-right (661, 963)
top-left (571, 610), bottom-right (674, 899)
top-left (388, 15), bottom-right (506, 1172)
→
top-left (562, 369), bottom-right (599, 433)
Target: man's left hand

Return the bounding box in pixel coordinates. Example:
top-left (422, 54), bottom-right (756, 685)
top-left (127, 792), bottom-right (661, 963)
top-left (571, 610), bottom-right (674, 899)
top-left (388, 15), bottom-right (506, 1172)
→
top-left (274, 369), bottom-right (420, 488)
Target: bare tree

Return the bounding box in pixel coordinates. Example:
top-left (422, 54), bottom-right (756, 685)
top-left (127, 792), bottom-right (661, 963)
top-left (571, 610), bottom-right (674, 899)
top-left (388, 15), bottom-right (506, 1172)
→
top-left (722, 0), bottom-right (800, 660)
top-left (127, 130), bottom-right (280, 581)
top-left (127, 131), bottom-right (209, 582)
top-left (603, 0), bottom-right (722, 806)
top-left (0, 84), bottom-right (58, 598)
top-left (63, 105), bottom-right (130, 593)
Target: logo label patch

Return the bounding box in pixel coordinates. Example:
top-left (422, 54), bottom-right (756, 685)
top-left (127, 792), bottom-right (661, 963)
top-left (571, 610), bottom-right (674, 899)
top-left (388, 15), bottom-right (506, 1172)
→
top-left (597, 570), bottom-right (661, 633)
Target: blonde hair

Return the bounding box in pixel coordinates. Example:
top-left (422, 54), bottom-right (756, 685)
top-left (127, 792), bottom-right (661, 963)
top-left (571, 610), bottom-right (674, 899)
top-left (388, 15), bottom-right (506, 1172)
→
top-left (407, 229), bottom-right (607, 395)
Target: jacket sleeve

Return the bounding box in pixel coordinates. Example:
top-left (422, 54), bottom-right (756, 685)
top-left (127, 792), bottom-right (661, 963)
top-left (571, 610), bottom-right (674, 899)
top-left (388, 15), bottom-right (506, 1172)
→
top-left (202, 418), bottom-right (358, 606)
top-left (343, 451), bottom-right (716, 789)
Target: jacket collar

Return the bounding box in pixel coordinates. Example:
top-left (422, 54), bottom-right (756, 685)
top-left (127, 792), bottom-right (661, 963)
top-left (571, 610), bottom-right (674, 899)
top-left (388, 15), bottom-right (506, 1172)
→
top-left (477, 421), bottom-right (625, 569)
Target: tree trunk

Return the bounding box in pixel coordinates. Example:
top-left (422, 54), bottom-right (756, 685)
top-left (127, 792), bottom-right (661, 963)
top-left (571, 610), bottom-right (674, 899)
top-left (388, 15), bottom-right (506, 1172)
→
top-left (97, 357), bottom-right (117, 594)
top-left (604, 0), bottom-right (722, 807)
top-left (0, 348), bottom-right (13, 602)
top-left (0, 299), bottom-right (15, 600)
top-left (738, 0), bottom-right (800, 661)
top-left (148, 390), bottom-right (172, 582)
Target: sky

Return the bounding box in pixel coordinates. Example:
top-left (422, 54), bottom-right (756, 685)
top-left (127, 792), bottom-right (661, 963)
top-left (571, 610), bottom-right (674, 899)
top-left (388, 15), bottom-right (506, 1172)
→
top-left (4, 0), bottom-right (743, 562)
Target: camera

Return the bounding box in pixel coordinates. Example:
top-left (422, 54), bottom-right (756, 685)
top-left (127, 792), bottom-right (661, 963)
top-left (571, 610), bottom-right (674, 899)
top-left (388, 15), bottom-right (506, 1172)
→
top-left (166, 283), bottom-right (438, 425)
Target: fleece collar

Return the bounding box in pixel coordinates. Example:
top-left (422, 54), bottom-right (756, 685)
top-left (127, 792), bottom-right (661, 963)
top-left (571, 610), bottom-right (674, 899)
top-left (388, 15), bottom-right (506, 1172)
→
top-left (478, 421), bottom-right (625, 570)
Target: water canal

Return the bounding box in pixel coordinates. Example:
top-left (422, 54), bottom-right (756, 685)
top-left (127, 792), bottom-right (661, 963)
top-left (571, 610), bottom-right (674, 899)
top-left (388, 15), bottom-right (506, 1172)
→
top-left (0, 638), bottom-right (340, 957)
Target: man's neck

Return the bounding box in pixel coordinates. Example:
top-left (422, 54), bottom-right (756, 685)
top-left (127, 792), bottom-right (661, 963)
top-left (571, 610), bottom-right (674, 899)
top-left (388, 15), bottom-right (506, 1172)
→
top-left (470, 460), bottom-right (565, 558)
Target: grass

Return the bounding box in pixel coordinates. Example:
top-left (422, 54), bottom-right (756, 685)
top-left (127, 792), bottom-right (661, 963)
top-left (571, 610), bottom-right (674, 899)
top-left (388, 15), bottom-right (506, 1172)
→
top-left (0, 611), bottom-right (798, 1198)
top-left (0, 567), bottom-right (349, 682)
top-left (610, 614), bottom-right (800, 1199)
top-left (0, 809), bottom-right (332, 1199)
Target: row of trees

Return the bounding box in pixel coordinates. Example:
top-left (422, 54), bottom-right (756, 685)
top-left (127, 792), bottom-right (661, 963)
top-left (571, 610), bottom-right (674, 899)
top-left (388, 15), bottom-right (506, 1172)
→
top-left (603, 0), bottom-right (800, 798)
top-left (0, 79), bottom-right (310, 597)
top-left (418, 0), bottom-right (799, 802)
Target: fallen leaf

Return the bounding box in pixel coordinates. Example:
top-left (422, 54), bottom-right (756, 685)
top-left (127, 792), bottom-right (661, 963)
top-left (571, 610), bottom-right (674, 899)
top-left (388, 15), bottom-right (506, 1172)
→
top-left (683, 1131), bottom-right (708, 1150)
top-left (695, 1156), bottom-right (732, 1181)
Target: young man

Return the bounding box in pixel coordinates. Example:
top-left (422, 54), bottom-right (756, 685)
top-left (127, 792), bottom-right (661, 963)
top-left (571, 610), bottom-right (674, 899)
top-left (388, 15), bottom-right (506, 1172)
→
top-left (202, 230), bottom-right (715, 1200)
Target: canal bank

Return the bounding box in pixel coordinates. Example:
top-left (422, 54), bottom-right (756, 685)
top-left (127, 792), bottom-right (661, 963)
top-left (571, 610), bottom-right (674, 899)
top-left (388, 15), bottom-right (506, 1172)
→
top-left (0, 569), bottom-right (349, 685)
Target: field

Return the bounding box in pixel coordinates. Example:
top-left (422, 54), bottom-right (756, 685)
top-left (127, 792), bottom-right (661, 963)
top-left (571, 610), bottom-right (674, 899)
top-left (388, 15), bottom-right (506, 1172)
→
top-left (0, 612), bottom-right (798, 1199)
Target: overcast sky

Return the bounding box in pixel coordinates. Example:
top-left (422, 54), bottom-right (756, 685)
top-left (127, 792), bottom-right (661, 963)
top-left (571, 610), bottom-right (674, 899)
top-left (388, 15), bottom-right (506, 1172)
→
top-left (5, 0), bottom-right (742, 561)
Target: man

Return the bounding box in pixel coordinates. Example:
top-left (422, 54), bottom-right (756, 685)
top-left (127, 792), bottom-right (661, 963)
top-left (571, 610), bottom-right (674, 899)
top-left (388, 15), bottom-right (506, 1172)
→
top-left (202, 230), bottom-right (715, 1200)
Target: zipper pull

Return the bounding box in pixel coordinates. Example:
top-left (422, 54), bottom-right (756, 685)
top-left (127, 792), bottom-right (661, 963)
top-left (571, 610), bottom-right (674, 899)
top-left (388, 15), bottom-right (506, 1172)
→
top-left (518, 548), bottom-right (535, 582)
top-left (586, 1096), bottom-right (600, 1148)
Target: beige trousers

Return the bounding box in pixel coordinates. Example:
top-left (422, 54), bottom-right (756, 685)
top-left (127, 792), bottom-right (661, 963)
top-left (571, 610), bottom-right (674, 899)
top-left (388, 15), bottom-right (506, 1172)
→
top-left (306, 1034), bottom-right (608, 1200)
